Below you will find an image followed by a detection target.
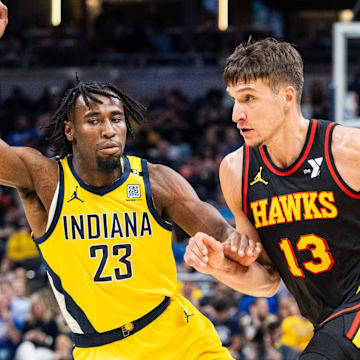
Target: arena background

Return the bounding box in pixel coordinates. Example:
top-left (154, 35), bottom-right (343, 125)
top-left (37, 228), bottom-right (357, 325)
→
top-left (0, 1), bottom-right (358, 359)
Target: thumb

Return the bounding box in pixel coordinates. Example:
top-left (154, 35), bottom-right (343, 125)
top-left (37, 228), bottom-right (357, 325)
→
top-left (202, 234), bottom-right (222, 252)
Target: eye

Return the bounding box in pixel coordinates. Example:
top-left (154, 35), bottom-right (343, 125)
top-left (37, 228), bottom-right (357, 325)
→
top-left (245, 95), bottom-right (254, 101)
top-left (88, 119), bottom-right (99, 125)
top-left (112, 117), bottom-right (123, 123)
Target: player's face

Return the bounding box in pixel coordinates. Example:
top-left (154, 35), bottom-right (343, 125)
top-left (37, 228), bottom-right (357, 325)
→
top-left (226, 78), bottom-right (286, 148)
top-left (67, 94), bottom-right (127, 172)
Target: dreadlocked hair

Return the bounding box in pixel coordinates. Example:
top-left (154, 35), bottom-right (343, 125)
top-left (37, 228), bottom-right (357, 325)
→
top-left (46, 81), bottom-right (146, 158)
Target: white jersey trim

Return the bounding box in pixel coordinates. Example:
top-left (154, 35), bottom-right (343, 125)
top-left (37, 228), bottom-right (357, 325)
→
top-left (46, 182), bottom-right (59, 232)
top-left (47, 273), bottom-right (84, 334)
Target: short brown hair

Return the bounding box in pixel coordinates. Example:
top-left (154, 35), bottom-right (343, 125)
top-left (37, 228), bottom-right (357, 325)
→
top-left (224, 38), bottom-right (304, 106)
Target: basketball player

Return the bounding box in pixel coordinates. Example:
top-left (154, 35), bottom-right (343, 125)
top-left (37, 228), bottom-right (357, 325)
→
top-left (185, 38), bottom-right (360, 359)
top-left (0, 5), bottom-right (277, 359)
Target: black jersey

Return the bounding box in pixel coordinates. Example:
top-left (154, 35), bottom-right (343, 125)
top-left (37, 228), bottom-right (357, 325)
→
top-left (242, 119), bottom-right (360, 327)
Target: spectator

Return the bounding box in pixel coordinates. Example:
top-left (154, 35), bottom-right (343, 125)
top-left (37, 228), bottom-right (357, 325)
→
top-left (0, 290), bottom-right (21, 360)
top-left (15, 292), bottom-right (59, 360)
top-left (281, 298), bottom-right (313, 354)
top-left (210, 297), bottom-right (243, 359)
top-left (53, 334), bottom-right (72, 360)
top-left (10, 277), bottom-right (31, 326)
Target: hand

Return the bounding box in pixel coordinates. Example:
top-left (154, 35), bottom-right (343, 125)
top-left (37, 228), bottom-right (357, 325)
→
top-left (0, 1), bottom-right (8, 38)
top-left (184, 232), bottom-right (229, 275)
top-left (223, 232), bottom-right (261, 267)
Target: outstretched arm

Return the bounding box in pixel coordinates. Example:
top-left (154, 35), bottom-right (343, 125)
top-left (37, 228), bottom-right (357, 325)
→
top-left (0, 1), bottom-right (8, 38)
top-left (184, 148), bottom-right (280, 297)
top-left (149, 161), bottom-right (261, 261)
top-left (149, 162), bottom-right (235, 242)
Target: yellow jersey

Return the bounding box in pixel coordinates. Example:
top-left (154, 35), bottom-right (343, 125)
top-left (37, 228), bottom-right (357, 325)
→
top-left (34, 155), bottom-right (175, 338)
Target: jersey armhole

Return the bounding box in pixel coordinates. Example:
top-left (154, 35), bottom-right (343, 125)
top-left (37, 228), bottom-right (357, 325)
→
top-left (33, 160), bottom-right (65, 244)
top-left (140, 159), bottom-right (172, 231)
top-left (242, 145), bottom-right (250, 216)
top-left (325, 122), bottom-right (360, 199)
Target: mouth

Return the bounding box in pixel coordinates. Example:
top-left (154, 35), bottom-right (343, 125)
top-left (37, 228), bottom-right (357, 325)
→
top-left (239, 128), bottom-right (252, 136)
top-left (98, 143), bottom-right (121, 155)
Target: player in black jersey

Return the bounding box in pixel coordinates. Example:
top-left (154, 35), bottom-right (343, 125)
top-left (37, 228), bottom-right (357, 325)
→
top-left (185, 38), bottom-right (360, 359)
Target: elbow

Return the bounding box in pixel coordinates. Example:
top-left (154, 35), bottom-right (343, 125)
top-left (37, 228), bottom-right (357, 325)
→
top-left (264, 274), bottom-right (281, 297)
top-left (250, 270), bottom-right (281, 297)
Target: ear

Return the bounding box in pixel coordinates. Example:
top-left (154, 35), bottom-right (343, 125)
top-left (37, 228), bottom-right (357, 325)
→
top-left (282, 86), bottom-right (296, 109)
top-left (64, 121), bottom-right (74, 141)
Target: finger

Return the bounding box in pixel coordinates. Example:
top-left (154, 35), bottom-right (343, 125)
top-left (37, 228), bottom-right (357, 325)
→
top-left (202, 234), bottom-right (222, 252)
top-left (228, 233), bottom-right (240, 252)
top-left (254, 241), bottom-right (262, 254)
top-left (222, 242), bottom-right (231, 250)
top-left (184, 248), bottom-right (207, 268)
top-left (189, 232), bottom-right (208, 256)
top-left (223, 242), bottom-right (236, 258)
top-left (246, 238), bottom-right (255, 256)
top-left (188, 237), bottom-right (208, 261)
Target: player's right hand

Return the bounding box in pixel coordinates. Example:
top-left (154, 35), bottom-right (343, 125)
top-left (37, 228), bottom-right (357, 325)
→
top-left (184, 232), bottom-right (225, 275)
top-left (0, 1), bottom-right (8, 38)
top-left (223, 232), bottom-right (261, 267)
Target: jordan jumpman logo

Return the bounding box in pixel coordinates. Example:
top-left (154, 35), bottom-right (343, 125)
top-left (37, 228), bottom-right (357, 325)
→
top-left (67, 186), bottom-right (84, 203)
top-left (250, 166), bottom-right (268, 186)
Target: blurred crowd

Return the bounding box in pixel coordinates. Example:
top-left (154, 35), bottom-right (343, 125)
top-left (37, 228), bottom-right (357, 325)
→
top-left (0, 0), bottom-right (335, 69)
top-left (0, 79), bottom-right (330, 359)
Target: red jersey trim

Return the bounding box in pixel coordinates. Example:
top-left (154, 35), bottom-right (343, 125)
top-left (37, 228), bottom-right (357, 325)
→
top-left (346, 310), bottom-right (360, 340)
top-left (259, 119), bottom-right (317, 176)
top-left (320, 303), bottom-right (360, 327)
top-left (243, 146), bottom-right (250, 216)
top-left (324, 122), bottom-right (360, 199)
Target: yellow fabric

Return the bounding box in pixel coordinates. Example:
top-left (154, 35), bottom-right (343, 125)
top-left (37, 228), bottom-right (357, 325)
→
top-left (38, 155), bottom-right (177, 333)
top-left (73, 292), bottom-right (234, 360)
top-left (281, 315), bottom-right (314, 350)
top-left (353, 328), bottom-right (360, 348)
top-left (7, 229), bottom-right (39, 260)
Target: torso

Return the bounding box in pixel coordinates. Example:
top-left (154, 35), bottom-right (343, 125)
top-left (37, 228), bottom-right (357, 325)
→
top-left (33, 154), bottom-right (176, 335)
top-left (241, 119), bottom-right (360, 326)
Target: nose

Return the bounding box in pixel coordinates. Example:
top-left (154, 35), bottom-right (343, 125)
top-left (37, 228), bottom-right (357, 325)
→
top-left (102, 119), bottom-right (116, 138)
top-left (232, 101), bottom-right (246, 123)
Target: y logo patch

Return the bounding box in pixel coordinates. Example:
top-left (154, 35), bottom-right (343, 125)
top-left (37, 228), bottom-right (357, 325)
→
top-left (307, 157), bottom-right (323, 178)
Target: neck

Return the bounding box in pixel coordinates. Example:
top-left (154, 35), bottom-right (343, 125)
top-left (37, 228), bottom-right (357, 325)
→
top-left (71, 153), bottom-right (124, 187)
top-left (265, 112), bottom-right (310, 169)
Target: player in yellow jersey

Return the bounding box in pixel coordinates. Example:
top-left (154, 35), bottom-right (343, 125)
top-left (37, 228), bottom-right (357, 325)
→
top-left (0, 6), bottom-right (279, 359)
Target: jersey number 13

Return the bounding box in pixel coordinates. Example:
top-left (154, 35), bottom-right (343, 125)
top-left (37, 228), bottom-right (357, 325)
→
top-left (279, 234), bottom-right (335, 277)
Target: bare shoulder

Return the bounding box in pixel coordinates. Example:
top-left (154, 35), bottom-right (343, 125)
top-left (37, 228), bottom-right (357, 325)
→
top-left (147, 162), bottom-right (200, 217)
top-left (147, 162), bottom-right (176, 196)
top-left (332, 125), bottom-right (360, 153)
top-left (220, 146), bottom-right (244, 185)
top-left (332, 125), bottom-right (360, 190)
top-left (14, 147), bottom-right (58, 181)
top-left (147, 163), bottom-right (177, 216)
top-left (13, 147), bottom-right (58, 204)
top-left (147, 162), bottom-right (196, 200)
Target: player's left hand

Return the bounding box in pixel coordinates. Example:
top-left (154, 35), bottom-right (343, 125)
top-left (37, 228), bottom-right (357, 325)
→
top-left (222, 231), bottom-right (262, 267)
top-left (0, 1), bottom-right (8, 38)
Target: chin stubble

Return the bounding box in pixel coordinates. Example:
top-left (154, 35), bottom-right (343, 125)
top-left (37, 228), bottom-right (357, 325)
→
top-left (96, 156), bottom-right (122, 173)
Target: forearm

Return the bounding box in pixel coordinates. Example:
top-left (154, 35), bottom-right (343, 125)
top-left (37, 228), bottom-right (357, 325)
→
top-left (194, 201), bottom-right (234, 242)
top-left (211, 259), bottom-right (280, 297)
